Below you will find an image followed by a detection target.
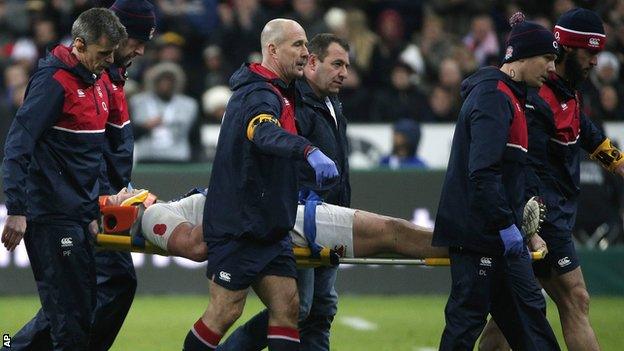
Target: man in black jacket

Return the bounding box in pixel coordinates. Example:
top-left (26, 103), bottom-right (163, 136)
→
top-left (214, 33), bottom-right (352, 351)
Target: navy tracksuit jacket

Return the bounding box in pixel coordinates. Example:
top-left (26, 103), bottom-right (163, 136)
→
top-left (203, 63), bottom-right (313, 244)
top-left (525, 74), bottom-right (605, 236)
top-left (3, 45), bottom-right (109, 224)
top-left (433, 67), bottom-right (529, 255)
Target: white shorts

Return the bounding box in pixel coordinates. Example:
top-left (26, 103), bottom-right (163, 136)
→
top-left (141, 194), bottom-right (356, 257)
top-left (141, 193), bottom-right (205, 251)
top-left (291, 202), bottom-right (356, 258)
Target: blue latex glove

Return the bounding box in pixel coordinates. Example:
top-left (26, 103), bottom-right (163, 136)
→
top-left (306, 148), bottom-right (339, 186)
top-left (499, 224), bottom-right (524, 257)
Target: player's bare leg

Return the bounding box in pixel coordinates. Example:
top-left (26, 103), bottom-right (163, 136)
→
top-left (253, 275), bottom-right (300, 329)
top-left (352, 210), bottom-right (448, 258)
top-left (540, 267), bottom-right (599, 351)
top-left (167, 223), bottom-right (207, 262)
top-left (201, 281), bottom-right (248, 334)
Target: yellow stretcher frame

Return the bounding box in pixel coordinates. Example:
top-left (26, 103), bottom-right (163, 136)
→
top-left (96, 233), bottom-right (546, 268)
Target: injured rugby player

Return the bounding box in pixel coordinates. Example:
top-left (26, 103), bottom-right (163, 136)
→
top-left (102, 188), bottom-right (449, 262)
top-left (102, 188), bottom-right (547, 262)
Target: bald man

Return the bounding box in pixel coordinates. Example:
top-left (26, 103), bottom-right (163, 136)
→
top-left (182, 19), bottom-right (338, 351)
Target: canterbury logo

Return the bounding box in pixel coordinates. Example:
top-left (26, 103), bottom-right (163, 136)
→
top-left (60, 237), bottom-right (73, 248)
top-left (589, 38), bottom-right (600, 47)
top-left (480, 257), bottom-right (492, 267)
top-left (219, 271), bottom-right (231, 282)
top-left (558, 257), bottom-right (571, 267)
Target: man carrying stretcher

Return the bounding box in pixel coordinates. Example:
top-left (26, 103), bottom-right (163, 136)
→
top-left (100, 187), bottom-right (547, 263)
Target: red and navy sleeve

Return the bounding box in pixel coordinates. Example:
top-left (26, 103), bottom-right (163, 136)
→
top-left (467, 89), bottom-right (515, 231)
top-left (244, 88), bottom-right (312, 160)
top-left (2, 69), bottom-right (65, 215)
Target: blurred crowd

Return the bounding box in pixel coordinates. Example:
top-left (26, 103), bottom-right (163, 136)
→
top-left (1, 0), bottom-right (624, 164)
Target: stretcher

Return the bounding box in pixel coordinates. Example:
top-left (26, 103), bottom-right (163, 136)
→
top-left (96, 190), bottom-right (546, 268)
top-left (95, 232), bottom-right (546, 268)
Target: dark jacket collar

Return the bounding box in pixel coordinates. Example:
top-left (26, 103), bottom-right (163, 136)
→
top-left (106, 63), bottom-right (128, 84)
top-left (545, 72), bottom-right (576, 100)
top-left (296, 78), bottom-right (340, 109)
top-left (40, 45), bottom-right (99, 84)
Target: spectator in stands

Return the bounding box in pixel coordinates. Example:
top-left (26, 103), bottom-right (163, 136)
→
top-left (9, 17), bottom-right (59, 70)
top-left (368, 9), bottom-right (409, 88)
top-left (379, 119), bottom-right (427, 169)
top-left (215, 0), bottom-right (270, 76)
top-left (32, 17), bottom-right (59, 58)
top-left (154, 31), bottom-right (185, 63)
top-left (463, 14), bottom-right (499, 67)
top-left (553, 0), bottom-right (576, 17)
top-left (584, 51), bottom-right (623, 116)
top-left (345, 8), bottom-right (377, 76)
top-left (324, 7), bottom-right (347, 39)
top-left (421, 85), bottom-right (458, 122)
top-left (2, 63), bottom-right (28, 103)
top-left (417, 13), bottom-right (457, 76)
top-left (201, 85), bottom-right (231, 124)
top-left (0, 81), bottom-right (25, 162)
top-left (202, 44), bottom-right (227, 89)
top-left (286, 0), bottom-right (327, 38)
top-left (189, 85), bottom-right (231, 162)
top-left (370, 61), bottom-right (427, 122)
top-left (437, 58), bottom-right (463, 106)
top-left (429, 0), bottom-right (493, 35)
top-left (451, 42), bottom-right (478, 77)
top-left (0, 1), bottom-right (28, 51)
top-left (596, 85), bottom-right (623, 121)
top-left (130, 62), bottom-right (198, 163)
top-left (155, 0), bottom-right (220, 40)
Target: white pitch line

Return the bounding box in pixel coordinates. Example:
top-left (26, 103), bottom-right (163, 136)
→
top-left (338, 316), bottom-right (378, 331)
top-left (413, 347), bottom-right (436, 351)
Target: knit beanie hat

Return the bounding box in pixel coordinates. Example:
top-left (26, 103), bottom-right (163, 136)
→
top-left (110, 0), bottom-right (155, 42)
top-left (503, 13), bottom-right (558, 63)
top-left (554, 8), bottom-right (605, 51)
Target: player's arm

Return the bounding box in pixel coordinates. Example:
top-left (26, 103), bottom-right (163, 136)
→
top-left (2, 70), bottom-right (64, 216)
top-left (467, 90), bottom-right (515, 231)
top-left (2, 70), bottom-right (64, 251)
top-left (244, 88), bottom-right (313, 159)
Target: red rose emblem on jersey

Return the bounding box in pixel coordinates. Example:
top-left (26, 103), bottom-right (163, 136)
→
top-left (153, 224), bottom-right (167, 236)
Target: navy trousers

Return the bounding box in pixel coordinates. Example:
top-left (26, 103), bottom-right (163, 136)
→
top-left (6, 242), bottom-right (136, 350)
top-left (440, 247), bottom-right (560, 351)
top-left (7, 222), bottom-right (96, 351)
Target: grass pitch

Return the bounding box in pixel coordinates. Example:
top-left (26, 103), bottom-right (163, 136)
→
top-left (1, 295), bottom-right (623, 350)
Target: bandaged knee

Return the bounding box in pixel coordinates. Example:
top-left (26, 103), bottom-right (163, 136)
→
top-left (591, 138), bottom-right (624, 172)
